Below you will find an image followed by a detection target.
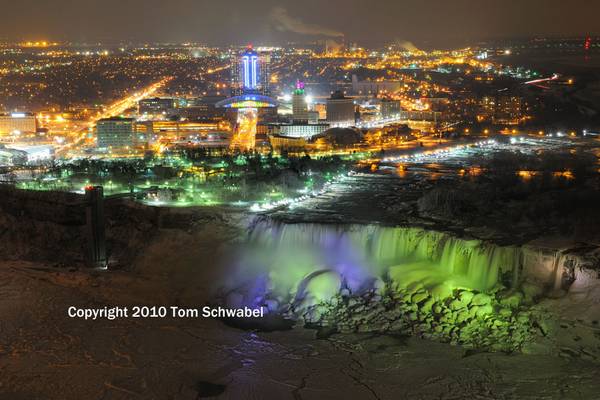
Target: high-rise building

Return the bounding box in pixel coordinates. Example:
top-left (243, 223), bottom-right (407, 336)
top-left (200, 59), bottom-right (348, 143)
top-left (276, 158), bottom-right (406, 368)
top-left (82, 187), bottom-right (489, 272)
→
top-left (494, 95), bottom-right (523, 125)
top-left (0, 113), bottom-right (37, 135)
top-left (292, 80), bottom-right (309, 123)
top-left (218, 46), bottom-right (278, 151)
top-left (326, 91), bottom-right (355, 127)
top-left (479, 94), bottom-right (524, 125)
top-left (230, 46), bottom-right (271, 96)
top-left (380, 99), bottom-right (401, 118)
top-left (96, 117), bottom-right (135, 150)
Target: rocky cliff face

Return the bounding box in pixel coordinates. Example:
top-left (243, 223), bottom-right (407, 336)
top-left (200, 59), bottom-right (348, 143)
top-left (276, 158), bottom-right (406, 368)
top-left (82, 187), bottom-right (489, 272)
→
top-left (0, 187), bottom-right (87, 263)
top-left (0, 186), bottom-right (242, 268)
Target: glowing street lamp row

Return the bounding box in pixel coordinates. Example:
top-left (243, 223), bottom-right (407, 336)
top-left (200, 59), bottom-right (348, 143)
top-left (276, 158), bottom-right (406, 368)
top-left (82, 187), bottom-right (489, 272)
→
top-left (382, 140), bottom-right (498, 163)
top-left (250, 172), bottom-right (349, 212)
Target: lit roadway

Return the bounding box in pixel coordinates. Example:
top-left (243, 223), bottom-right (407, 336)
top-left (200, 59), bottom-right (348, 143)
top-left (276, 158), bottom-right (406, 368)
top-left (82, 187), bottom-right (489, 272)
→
top-left (55, 77), bottom-right (173, 157)
top-left (356, 115), bottom-right (411, 129)
top-left (55, 64), bottom-right (230, 158)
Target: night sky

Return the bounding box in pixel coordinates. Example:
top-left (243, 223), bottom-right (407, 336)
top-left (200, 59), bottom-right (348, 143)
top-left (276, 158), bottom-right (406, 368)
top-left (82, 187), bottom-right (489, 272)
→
top-left (1, 0), bottom-right (598, 47)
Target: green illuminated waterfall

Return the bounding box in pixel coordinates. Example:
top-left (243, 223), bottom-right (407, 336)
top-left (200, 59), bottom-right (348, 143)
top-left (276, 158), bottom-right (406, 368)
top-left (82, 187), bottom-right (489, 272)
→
top-left (239, 219), bottom-right (522, 297)
top-left (221, 218), bottom-right (570, 351)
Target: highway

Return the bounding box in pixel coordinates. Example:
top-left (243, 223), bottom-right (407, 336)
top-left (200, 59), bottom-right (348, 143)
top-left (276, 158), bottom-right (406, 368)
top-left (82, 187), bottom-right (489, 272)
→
top-left (55, 63), bottom-right (231, 157)
top-left (55, 77), bottom-right (173, 156)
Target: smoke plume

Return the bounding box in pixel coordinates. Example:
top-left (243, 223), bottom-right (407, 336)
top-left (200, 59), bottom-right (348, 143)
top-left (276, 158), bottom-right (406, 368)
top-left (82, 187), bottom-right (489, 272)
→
top-left (396, 40), bottom-right (421, 52)
top-left (270, 7), bottom-right (344, 38)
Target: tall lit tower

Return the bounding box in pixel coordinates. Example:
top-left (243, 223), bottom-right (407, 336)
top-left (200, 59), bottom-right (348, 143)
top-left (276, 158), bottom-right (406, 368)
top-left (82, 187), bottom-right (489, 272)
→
top-left (292, 80), bottom-right (308, 123)
top-left (218, 46), bottom-right (277, 151)
top-left (230, 46), bottom-right (271, 96)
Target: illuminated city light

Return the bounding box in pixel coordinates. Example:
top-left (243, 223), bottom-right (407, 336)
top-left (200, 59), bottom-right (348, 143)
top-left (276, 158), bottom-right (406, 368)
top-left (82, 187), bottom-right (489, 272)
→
top-left (383, 140), bottom-right (498, 164)
top-left (250, 172), bottom-right (349, 212)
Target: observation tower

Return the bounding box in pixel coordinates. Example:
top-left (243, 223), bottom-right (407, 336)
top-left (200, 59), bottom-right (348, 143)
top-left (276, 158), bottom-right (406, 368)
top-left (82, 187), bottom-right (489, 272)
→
top-left (217, 46), bottom-right (278, 151)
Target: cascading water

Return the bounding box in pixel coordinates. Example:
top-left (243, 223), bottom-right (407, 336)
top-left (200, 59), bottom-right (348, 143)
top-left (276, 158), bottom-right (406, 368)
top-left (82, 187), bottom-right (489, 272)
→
top-left (218, 217), bottom-right (582, 351)
top-left (211, 216), bottom-right (600, 356)
top-left (222, 218), bottom-right (530, 308)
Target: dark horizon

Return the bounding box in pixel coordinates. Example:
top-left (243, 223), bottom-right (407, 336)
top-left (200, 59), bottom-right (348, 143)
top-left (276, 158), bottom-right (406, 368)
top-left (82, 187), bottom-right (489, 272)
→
top-left (1, 34), bottom-right (598, 49)
top-left (0, 0), bottom-right (598, 48)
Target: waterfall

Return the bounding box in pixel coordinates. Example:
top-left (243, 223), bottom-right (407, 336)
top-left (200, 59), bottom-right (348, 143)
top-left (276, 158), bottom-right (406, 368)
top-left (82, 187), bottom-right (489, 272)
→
top-left (218, 218), bottom-right (587, 352)
top-left (520, 245), bottom-right (579, 294)
top-left (219, 217), bottom-right (581, 312)
top-left (223, 219), bottom-right (546, 305)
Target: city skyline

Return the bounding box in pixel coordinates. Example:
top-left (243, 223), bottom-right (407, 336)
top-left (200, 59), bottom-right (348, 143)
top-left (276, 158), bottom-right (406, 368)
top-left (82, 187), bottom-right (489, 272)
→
top-left (0, 0), bottom-right (599, 47)
top-left (2, 3), bottom-right (600, 398)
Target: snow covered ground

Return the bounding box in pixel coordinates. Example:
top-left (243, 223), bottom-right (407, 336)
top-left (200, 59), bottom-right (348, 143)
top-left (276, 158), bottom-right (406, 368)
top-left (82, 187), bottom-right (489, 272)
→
top-left (1, 260), bottom-right (600, 399)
